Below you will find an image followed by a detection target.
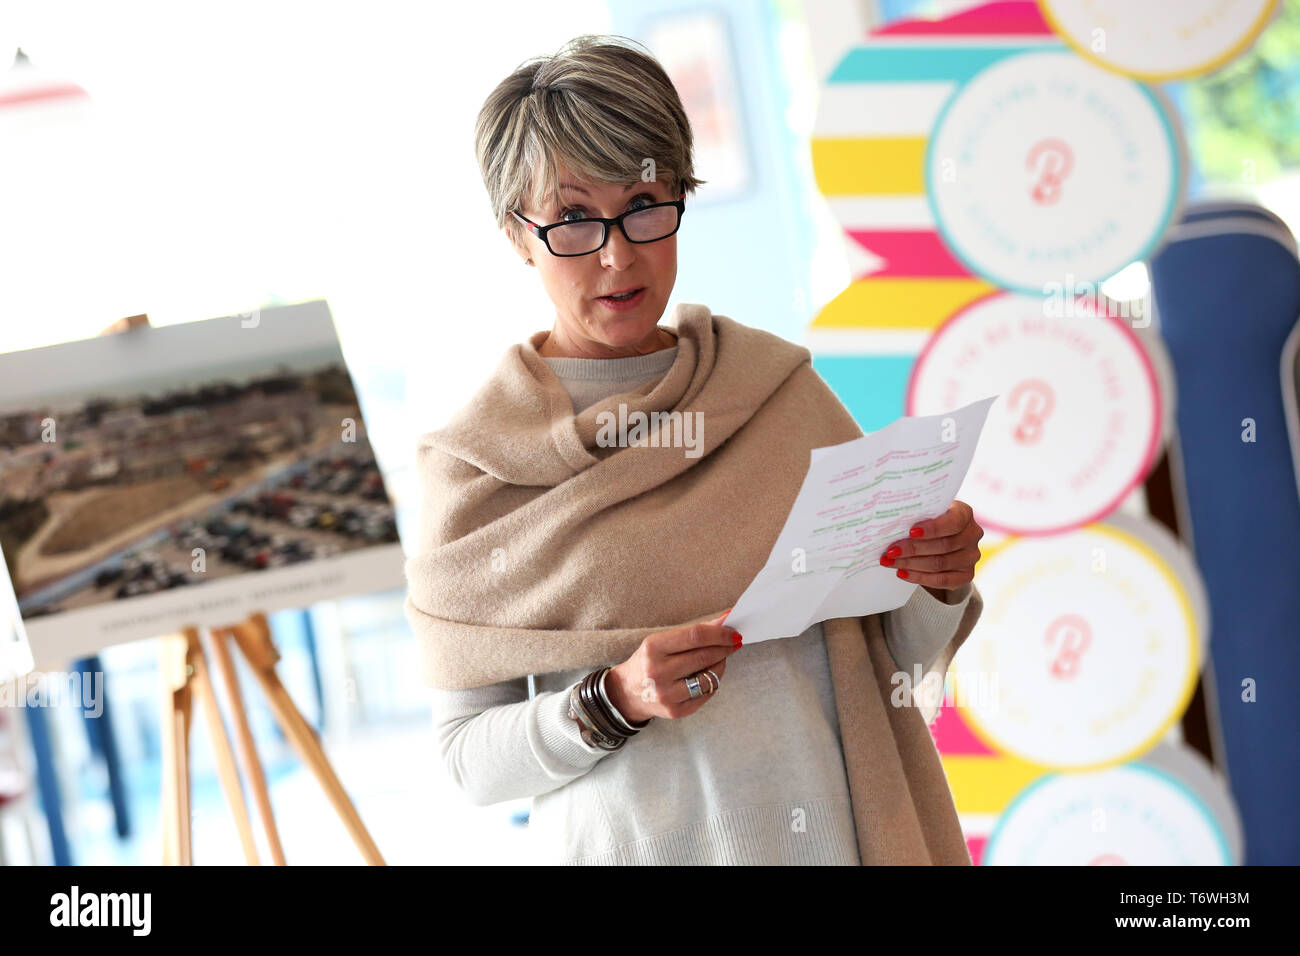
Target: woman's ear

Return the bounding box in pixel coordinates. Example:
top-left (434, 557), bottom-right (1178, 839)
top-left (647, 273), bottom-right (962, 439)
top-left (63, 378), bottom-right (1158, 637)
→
top-left (506, 223), bottom-right (534, 267)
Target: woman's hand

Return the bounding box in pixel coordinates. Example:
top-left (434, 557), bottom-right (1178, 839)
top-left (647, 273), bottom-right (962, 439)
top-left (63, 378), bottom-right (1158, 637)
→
top-left (879, 499), bottom-right (983, 600)
top-left (605, 611), bottom-right (742, 723)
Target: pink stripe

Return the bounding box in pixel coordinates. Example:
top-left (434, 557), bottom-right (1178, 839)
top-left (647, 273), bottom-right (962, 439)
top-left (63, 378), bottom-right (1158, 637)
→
top-left (930, 702), bottom-right (997, 755)
top-left (0, 83), bottom-right (90, 110)
top-left (876, 0), bottom-right (1052, 37)
top-left (847, 229), bottom-right (971, 277)
top-left (967, 834), bottom-right (989, 866)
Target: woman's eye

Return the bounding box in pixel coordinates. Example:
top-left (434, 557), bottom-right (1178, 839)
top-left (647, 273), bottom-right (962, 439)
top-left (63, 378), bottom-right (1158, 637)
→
top-left (558, 195), bottom-right (655, 223)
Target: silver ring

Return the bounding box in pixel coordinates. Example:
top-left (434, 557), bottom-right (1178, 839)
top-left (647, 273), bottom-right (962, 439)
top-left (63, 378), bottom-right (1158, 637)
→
top-left (685, 674), bottom-right (703, 699)
top-left (703, 669), bottom-right (720, 693)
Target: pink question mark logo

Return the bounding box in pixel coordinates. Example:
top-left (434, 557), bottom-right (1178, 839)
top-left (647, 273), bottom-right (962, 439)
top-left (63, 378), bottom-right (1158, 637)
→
top-left (1045, 613), bottom-right (1092, 679)
top-left (1026, 138), bottom-right (1074, 205)
top-left (1008, 379), bottom-right (1055, 445)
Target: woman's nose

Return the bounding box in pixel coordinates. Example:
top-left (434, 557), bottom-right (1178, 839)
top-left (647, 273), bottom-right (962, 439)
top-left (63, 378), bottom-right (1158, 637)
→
top-left (599, 225), bottom-right (636, 268)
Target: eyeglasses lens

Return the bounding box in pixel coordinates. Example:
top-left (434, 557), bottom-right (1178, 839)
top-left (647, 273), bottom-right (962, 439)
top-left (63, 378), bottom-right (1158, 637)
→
top-left (548, 205), bottom-right (679, 255)
top-left (549, 221), bottom-right (604, 256)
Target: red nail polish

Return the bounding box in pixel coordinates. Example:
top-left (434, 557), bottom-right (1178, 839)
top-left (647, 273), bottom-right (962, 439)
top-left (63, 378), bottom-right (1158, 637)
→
top-left (880, 555), bottom-right (894, 567)
top-left (732, 634), bottom-right (744, 648)
top-left (896, 568), bottom-right (909, 579)
top-left (909, 527), bottom-right (924, 538)
top-left (885, 546), bottom-right (902, 558)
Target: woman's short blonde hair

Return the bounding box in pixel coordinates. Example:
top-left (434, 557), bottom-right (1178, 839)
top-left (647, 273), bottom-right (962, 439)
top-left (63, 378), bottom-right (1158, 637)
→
top-left (474, 34), bottom-right (705, 248)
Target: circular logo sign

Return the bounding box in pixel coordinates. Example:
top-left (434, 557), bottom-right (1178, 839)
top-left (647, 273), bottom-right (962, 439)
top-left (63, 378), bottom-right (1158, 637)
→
top-left (926, 49), bottom-right (1183, 293)
top-left (952, 524), bottom-right (1201, 770)
top-left (983, 761), bottom-right (1233, 865)
top-left (1040, 0), bottom-right (1279, 81)
top-left (906, 291), bottom-right (1163, 535)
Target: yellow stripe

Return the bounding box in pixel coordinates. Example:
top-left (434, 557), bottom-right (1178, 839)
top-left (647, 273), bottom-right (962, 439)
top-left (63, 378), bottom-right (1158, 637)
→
top-left (941, 753), bottom-right (1048, 815)
top-left (812, 278), bottom-right (998, 329)
top-left (812, 137), bottom-right (928, 195)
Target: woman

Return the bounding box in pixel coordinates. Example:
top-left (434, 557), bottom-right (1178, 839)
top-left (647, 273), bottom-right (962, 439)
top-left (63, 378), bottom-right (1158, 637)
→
top-left (403, 34), bottom-right (985, 865)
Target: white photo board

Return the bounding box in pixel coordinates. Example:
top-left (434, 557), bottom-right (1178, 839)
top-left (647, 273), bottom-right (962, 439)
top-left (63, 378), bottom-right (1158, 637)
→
top-left (0, 300), bottom-right (404, 670)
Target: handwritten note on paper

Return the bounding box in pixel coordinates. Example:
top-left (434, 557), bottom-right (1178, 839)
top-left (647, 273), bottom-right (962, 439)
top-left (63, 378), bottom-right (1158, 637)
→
top-left (724, 394), bottom-right (998, 644)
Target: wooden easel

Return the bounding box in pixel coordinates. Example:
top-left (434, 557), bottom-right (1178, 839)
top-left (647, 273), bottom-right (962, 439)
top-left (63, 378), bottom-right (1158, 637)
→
top-left (99, 314), bottom-right (382, 864)
top-left (158, 612), bottom-right (385, 865)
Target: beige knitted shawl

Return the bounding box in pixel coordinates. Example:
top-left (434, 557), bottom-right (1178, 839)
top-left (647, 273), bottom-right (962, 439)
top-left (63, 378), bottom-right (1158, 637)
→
top-left (403, 302), bottom-right (981, 865)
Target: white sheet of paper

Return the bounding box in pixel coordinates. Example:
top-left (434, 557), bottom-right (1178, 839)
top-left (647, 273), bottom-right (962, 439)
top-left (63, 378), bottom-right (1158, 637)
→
top-left (724, 394), bottom-right (998, 643)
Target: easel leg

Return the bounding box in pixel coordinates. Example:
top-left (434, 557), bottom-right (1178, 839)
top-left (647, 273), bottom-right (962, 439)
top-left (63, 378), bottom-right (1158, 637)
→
top-left (190, 629), bottom-right (260, 865)
top-left (159, 632), bottom-right (194, 866)
top-left (208, 625), bottom-right (287, 865)
top-left (228, 613), bottom-right (385, 865)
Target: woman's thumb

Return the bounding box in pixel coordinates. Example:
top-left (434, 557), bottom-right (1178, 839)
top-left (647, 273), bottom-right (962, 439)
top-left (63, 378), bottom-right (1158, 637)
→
top-left (709, 607), bottom-right (733, 625)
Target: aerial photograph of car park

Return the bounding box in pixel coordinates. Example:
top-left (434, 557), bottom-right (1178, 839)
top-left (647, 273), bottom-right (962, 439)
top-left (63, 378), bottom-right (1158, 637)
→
top-left (0, 334), bottom-right (399, 623)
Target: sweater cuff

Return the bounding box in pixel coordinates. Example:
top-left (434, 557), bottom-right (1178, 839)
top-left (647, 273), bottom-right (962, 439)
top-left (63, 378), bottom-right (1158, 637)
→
top-left (536, 680), bottom-right (619, 764)
top-left (923, 580), bottom-right (973, 606)
top-left (883, 581), bottom-right (974, 675)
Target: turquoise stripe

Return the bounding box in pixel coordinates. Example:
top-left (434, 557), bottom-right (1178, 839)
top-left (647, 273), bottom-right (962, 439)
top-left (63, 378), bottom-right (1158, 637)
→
top-left (828, 44), bottom-right (1059, 84)
top-left (811, 354), bottom-right (917, 432)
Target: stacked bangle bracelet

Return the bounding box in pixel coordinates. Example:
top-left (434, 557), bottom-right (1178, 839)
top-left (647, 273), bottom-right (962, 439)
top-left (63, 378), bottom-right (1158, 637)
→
top-left (568, 667), bottom-right (653, 752)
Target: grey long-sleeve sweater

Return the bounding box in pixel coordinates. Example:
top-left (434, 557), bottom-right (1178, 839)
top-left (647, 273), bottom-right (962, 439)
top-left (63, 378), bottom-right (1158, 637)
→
top-left (429, 345), bottom-right (974, 865)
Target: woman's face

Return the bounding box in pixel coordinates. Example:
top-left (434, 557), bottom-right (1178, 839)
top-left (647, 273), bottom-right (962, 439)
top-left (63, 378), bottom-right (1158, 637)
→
top-left (512, 163), bottom-right (679, 358)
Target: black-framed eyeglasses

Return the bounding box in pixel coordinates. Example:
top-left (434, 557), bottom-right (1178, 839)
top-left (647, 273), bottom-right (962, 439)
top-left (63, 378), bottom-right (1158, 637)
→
top-left (510, 192), bottom-right (686, 257)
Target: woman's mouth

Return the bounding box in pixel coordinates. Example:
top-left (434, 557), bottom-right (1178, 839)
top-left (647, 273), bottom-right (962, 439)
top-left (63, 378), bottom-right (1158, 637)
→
top-left (596, 287), bottom-right (646, 310)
